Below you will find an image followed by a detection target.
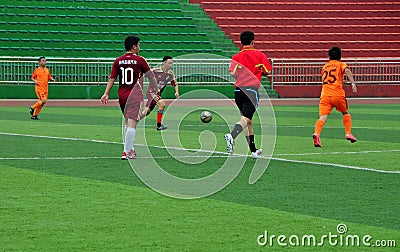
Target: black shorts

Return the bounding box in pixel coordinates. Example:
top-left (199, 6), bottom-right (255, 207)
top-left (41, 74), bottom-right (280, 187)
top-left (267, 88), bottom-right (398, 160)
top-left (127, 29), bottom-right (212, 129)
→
top-left (234, 87), bottom-right (259, 120)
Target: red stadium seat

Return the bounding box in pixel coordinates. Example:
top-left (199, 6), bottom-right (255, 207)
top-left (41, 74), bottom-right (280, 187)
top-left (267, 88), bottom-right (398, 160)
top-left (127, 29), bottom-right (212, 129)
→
top-left (191, 0), bottom-right (400, 58)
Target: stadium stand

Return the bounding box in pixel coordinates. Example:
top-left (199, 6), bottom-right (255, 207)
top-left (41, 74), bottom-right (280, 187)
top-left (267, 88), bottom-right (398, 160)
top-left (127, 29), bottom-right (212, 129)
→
top-left (191, 0), bottom-right (400, 58)
top-left (0, 0), bottom-right (236, 58)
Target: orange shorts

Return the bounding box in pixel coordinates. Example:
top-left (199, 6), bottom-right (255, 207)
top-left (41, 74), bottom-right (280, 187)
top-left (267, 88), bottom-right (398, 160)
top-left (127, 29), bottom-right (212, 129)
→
top-left (319, 96), bottom-right (348, 116)
top-left (36, 89), bottom-right (48, 101)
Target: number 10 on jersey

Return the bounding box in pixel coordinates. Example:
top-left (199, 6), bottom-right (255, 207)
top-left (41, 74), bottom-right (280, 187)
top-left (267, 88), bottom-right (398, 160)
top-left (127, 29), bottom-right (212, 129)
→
top-left (120, 67), bottom-right (134, 85)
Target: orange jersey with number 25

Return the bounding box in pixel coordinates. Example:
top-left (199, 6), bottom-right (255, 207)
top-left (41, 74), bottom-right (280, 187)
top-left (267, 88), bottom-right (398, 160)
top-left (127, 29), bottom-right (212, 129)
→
top-left (320, 60), bottom-right (347, 97)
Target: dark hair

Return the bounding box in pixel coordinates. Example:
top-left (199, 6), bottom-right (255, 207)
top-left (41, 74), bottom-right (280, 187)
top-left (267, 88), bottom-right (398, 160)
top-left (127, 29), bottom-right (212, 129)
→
top-left (125, 35), bottom-right (140, 51)
top-left (162, 55), bottom-right (172, 62)
top-left (38, 56), bottom-right (45, 62)
top-left (240, 31), bottom-right (254, 46)
top-left (329, 47), bottom-right (342, 60)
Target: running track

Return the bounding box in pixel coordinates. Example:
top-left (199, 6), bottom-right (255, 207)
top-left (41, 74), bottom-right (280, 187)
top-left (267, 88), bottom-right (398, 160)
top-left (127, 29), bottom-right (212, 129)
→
top-left (1, 98), bottom-right (400, 107)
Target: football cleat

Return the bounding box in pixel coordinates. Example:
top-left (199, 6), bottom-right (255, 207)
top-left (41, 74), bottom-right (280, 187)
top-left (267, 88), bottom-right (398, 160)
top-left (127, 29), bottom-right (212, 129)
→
top-left (156, 124), bottom-right (168, 131)
top-left (126, 149), bottom-right (137, 159)
top-left (29, 106), bottom-right (34, 116)
top-left (31, 115), bottom-right (39, 120)
top-left (345, 134), bottom-right (357, 143)
top-left (313, 133), bottom-right (322, 147)
top-left (251, 149), bottom-right (263, 159)
top-left (121, 151), bottom-right (127, 160)
top-left (224, 133), bottom-right (234, 154)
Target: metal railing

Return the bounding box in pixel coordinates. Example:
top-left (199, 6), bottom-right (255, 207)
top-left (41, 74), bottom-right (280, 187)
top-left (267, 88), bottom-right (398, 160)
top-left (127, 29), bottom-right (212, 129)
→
top-left (0, 56), bottom-right (234, 85)
top-left (271, 58), bottom-right (400, 88)
top-left (1, 56), bottom-right (399, 87)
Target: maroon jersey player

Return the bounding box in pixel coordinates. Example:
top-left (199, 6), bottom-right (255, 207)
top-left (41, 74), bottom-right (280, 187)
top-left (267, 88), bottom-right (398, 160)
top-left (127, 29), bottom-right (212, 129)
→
top-left (100, 35), bottom-right (158, 160)
top-left (142, 56), bottom-right (179, 130)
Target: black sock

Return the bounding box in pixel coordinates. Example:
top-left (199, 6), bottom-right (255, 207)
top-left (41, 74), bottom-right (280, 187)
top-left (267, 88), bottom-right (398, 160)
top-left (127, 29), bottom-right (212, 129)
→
top-left (230, 124), bottom-right (243, 139)
top-left (246, 135), bottom-right (257, 152)
top-left (157, 122), bottom-right (161, 127)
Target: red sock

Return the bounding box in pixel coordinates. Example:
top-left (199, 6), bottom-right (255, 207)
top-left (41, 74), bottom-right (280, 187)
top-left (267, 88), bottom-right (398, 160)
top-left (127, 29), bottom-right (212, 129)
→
top-left (342, 114), bottom-right (352, 135)
top-left (314, 119), bottom-right (325, 136)
top-left (157, 108), bottom-right (164, 126)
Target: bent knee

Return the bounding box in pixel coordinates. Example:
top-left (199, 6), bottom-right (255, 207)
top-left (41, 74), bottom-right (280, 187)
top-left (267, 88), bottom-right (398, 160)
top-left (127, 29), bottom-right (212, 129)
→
top-left (319, 115), bottom-right (328, 121)
top-left (241, 116), bottom-right (252, 125)
top-left (157, 99), bottom-right (166, 107)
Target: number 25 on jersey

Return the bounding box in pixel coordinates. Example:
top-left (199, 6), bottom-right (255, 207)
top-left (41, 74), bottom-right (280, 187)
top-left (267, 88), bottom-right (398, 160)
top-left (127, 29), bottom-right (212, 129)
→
top-left (322, 69), bottom-right (337, 85)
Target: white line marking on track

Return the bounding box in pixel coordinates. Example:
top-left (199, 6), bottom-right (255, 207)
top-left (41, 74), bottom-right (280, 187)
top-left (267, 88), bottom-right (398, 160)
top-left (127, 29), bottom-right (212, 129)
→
top-left (1, 131), bottom-right (399, 174)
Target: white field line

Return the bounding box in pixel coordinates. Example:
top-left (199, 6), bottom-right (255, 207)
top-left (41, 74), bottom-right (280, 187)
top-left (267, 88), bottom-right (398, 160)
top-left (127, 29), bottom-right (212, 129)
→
top-left (0, 157), bottom-right (119, 160)
top-left (180, 124), bottom-right (376, 129)
top-left (1, 131), bottom-right (399, 174)
top-left (0, 132), bottom-right (121, 145)
top-left (58, 124), bottom-right (381, 130)
top-left (275, 149), bottom-right (400, 156)
top-left (272, 157), bottom-right (400, 174)
top-left (0, 155), bottom-right (238, 160)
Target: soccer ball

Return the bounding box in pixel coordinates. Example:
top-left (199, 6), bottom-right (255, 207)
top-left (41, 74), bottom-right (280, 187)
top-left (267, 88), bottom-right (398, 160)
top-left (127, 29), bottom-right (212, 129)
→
top-left (200, 111), bottom-right (212, 123)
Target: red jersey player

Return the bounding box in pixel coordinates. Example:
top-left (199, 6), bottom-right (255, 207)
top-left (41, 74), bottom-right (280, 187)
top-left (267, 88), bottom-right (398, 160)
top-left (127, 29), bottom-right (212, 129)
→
top-left (100, 35), bottom-right (158, 160)
top-left (142, 56), bottom-right (179, 130)
top-left (224, 31), bottom-right (272, 158)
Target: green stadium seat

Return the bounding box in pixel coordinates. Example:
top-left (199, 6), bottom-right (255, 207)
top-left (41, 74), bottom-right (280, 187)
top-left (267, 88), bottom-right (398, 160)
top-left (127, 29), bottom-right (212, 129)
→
top-left (0, 1), bottom-right (234, 58)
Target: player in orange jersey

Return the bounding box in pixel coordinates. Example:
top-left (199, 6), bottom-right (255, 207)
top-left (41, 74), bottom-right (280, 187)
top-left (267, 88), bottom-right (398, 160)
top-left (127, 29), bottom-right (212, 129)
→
top-left (313, 47), bottom-right (357, 147)
top-left (29, 57), bottom-right (55, 120)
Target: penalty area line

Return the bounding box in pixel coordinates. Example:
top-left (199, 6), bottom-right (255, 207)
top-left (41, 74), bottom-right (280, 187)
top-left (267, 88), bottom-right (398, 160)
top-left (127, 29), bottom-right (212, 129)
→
top-left (0, 132), bottom-right (121, 145)
top-left (275, 149), bottom-right (400, 156)
top-left (1, 131), bottom-right (399, 174)
top-left (272, 157), bottom-right (400, 174)
top-left (0, 155), bottom-right (239, 161)
top-left (0, 156), bottom-right (119, 160)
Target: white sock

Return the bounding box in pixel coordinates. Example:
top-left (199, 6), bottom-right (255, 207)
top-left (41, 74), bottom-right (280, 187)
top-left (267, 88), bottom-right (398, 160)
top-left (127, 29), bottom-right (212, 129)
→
top-left (123, 125), bottom-right (127, 139)
top-left (124, 127), bottom-right (136, 153)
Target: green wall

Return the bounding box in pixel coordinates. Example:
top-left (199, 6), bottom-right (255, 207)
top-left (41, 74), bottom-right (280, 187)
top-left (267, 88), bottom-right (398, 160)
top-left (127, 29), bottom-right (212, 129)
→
top-left (0, 85), bottom-right (237, 99)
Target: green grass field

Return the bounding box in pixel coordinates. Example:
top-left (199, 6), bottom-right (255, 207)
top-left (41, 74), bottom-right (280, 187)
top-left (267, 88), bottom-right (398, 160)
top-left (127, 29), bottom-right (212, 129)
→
top-left (0, 103), bottom-right (399, 251)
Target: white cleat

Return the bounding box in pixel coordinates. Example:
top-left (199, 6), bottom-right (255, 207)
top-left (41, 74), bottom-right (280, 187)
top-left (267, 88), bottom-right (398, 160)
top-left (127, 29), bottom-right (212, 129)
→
top-left (127, 149), bottom-right (137, 160)
top-left (224, 133), bottom-right (234, 154)
top-left (251, 149), bottom-right (263, 159)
